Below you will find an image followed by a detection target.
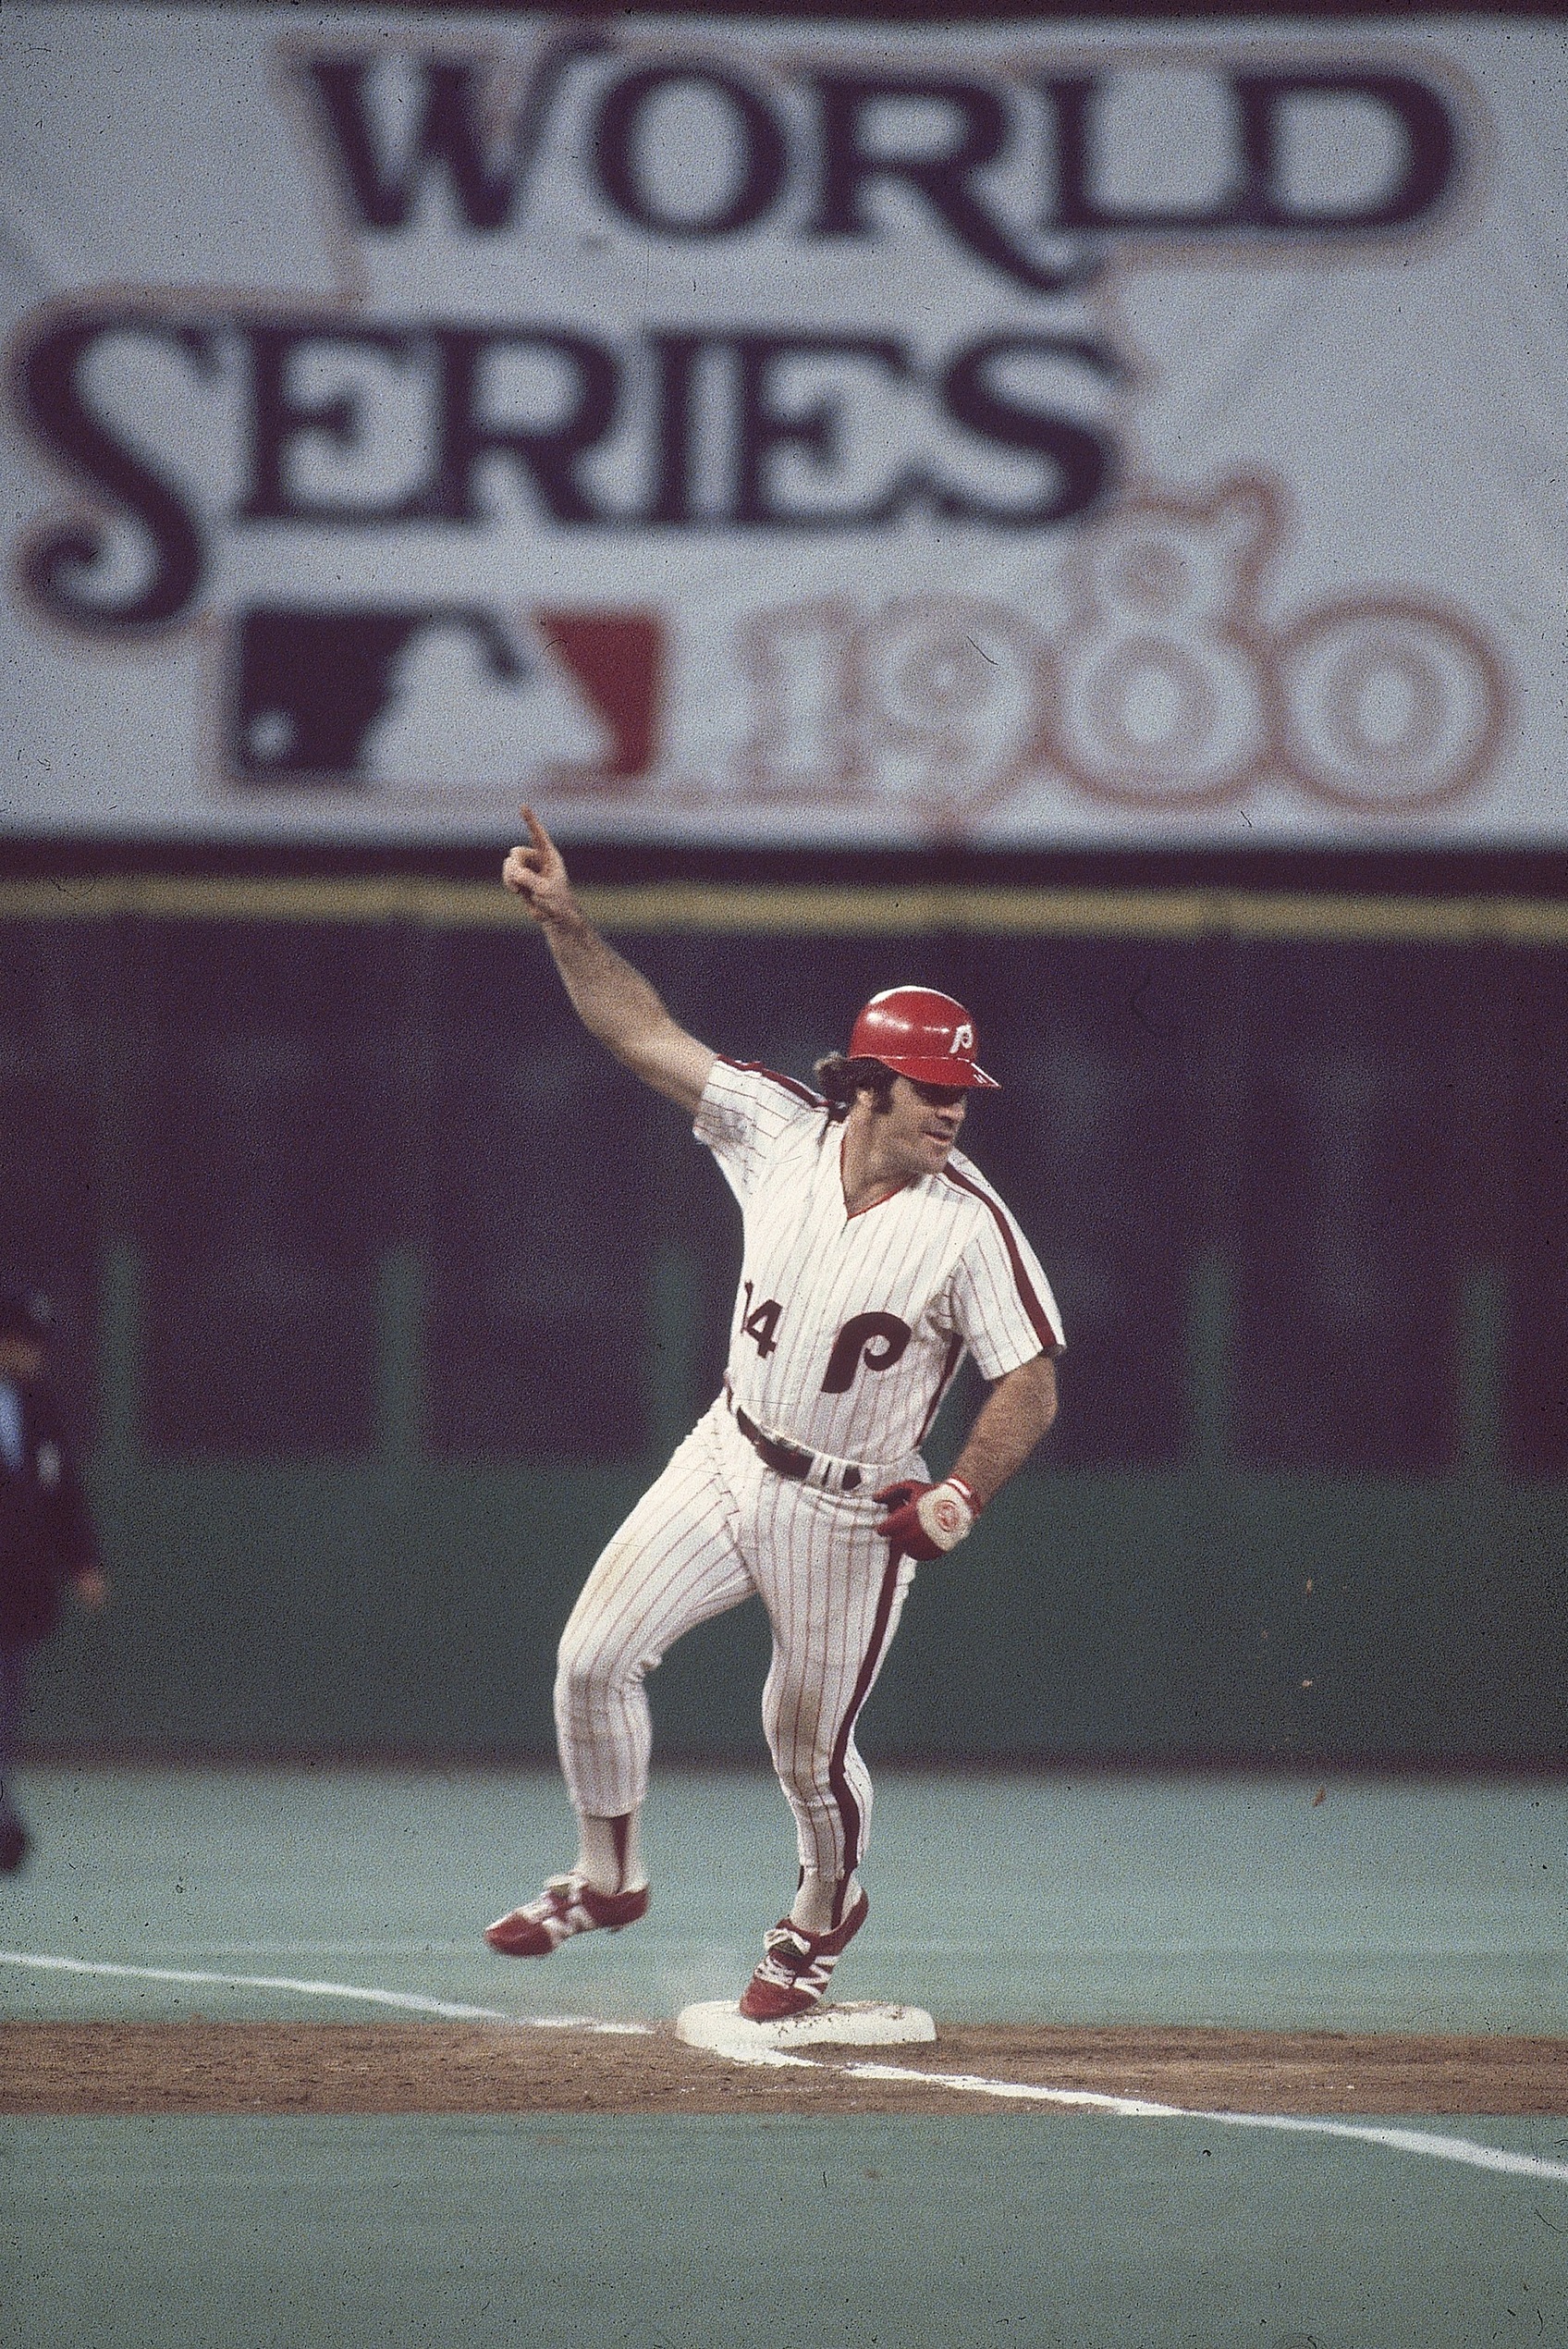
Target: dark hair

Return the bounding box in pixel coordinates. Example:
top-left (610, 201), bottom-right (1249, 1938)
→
top-left (812, 1053), bottom-right (895, 1125)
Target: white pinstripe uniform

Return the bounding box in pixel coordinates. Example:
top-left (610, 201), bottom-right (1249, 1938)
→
top-left (555, 1058), bottom-right (1064, 1887)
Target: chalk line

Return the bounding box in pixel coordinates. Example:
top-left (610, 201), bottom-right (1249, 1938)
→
top-left (843, 2060), bottom-right (1568, 2182)
top-left (703, 2035), bottom-right (1568, 2183)
top-left (0, 1949), bottom-right (652, 2034)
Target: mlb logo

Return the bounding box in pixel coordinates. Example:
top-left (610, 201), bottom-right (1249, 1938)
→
top-left (228, 607), bottom-right (664, 797)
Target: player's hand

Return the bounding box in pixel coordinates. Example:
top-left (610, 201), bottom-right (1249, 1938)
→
top-left (502, 806), bottom-right (574, 924)
top-left (72, 1567), bottom-right (109, 1611)
top-left (873, 1478), bottom-right (980, 1561)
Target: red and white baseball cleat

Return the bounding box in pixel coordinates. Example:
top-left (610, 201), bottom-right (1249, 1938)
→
top-left (737, 1886), bottom-right (871, 2021)
top-left (484, 1873), bottom-right (650, 1957)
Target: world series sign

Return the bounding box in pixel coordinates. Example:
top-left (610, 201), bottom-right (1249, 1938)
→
top-left (1, 7), bottom-right (1562, 845)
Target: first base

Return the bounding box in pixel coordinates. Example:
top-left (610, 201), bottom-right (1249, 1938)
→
top-left (676, 1998), bottom-right (936, 2052)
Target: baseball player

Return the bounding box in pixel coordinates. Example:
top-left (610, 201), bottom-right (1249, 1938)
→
top-left (486, 810), bottom-right (1061, 2019)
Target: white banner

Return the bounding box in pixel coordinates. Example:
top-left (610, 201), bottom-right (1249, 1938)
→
top-left (3, 7), bottom-right (1566, 845)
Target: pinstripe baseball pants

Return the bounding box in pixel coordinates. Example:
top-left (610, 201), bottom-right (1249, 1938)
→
top-left (554, 1396), bottom-right (920, 1882)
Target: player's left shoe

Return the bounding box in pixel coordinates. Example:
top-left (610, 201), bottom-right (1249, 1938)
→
top-left (484, 1873), bottom-right (650, 1957)
top-left (738, 1886), bottom-right (871, 2021)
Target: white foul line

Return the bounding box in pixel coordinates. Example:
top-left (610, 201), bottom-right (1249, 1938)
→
top-left (845, 2061), bottom-right (1568, 2182)
top-left (706, 2038), bottom-right (1568, 2183)
top-left (0, 1949), bottom-right (652, 2035)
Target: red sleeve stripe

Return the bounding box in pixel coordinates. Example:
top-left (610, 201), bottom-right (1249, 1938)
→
top-left (722, 1058), bottom-right (822, 1108)
top-left (941, 1165), bottom-right (1060, 1353)
top-left (918, 1332), bottom-right (965, 1445)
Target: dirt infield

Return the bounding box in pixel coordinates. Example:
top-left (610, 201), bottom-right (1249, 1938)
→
top-left (3, 2023), bottom-right (1563, 2117)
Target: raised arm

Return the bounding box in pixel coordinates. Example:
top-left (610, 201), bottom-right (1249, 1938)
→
top-left (502, 807), bottom-right (717, 1115)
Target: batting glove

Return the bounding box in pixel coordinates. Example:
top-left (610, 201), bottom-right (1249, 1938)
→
top-left (873, 1476), bottom-right (980, 1561)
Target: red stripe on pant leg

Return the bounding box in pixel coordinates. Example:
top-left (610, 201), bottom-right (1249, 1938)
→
top-left (827, 1554), bottom-right (904, 1878)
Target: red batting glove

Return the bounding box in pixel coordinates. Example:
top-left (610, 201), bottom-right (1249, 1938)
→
top-left (873, 1477), bottom-right (981, 1561)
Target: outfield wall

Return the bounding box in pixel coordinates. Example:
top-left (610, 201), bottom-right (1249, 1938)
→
top-left (6, 876), bottom-right (1565, 1763)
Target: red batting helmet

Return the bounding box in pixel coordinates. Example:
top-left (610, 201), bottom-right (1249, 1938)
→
top-left (848, 987), bottom-right (999, 1089)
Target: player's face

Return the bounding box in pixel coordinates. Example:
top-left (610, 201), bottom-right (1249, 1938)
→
top-left (876, 1075), bottom-right (968, 1177)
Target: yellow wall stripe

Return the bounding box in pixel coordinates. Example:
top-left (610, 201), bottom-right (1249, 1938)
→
top-left (0, 873), bottom-right (1565, 946)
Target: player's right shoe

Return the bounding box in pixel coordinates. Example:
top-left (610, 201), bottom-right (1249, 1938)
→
top-left (738, 1886), bottom-right (870, 2021)
top-left (484, 1873), bottom-right (650, 1958)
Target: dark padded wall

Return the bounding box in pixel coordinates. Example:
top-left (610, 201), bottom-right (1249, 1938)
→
top-left (4, 904), bottom-right (1565, 1760)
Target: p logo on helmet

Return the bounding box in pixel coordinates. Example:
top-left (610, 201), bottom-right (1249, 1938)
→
top-left (847, 988), bottom-right (999, 1089)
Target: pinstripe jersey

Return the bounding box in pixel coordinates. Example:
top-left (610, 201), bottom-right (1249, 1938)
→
top-left (695, 1059), bottom-right (1064, 1468)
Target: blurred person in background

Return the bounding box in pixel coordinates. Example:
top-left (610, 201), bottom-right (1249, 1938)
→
top-left (0, 1287), bottom-right (107, 1871)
